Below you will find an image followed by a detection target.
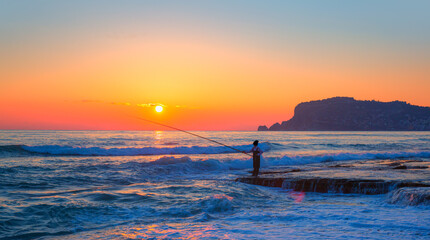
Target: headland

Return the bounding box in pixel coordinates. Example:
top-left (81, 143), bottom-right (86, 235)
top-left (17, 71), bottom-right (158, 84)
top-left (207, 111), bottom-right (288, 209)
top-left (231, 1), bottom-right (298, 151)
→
top-left (259, 97), bottom-right (430, 131)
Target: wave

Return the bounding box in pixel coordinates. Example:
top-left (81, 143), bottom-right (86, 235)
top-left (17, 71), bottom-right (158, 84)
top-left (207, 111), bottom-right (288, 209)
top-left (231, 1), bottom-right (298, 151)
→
top-left (388, 187), bottom-right (430, 206)
top-left (81, 150), bottom-right (430, 176)
top-left (1, 151), bottom-right (429, 193)
top-left (0, 143), bottom-right (271, 157)
top-left (265, 151), bottom-right (430, 167)
top-left (158, 150), bottom-right (430, 172)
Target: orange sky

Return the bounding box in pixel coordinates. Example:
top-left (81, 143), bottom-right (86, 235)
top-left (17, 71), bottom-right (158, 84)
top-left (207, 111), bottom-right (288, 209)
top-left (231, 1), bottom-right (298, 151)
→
top-left (1, 1), bottom-right (429, 130)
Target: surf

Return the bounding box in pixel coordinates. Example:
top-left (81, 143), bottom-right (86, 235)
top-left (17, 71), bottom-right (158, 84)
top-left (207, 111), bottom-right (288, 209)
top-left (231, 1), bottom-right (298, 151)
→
top-left (0, 143), bottom-right (271, 157)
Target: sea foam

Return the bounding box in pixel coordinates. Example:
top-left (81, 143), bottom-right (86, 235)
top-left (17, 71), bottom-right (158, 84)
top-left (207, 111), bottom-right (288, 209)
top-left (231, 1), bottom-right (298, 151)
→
top-left (13, 143), bottom-right (270, 156)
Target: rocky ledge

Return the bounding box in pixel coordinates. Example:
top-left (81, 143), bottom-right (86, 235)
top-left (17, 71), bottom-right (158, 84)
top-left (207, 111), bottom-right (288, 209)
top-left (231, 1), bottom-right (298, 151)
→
top-left (236, 159), bottom-right (430, 204)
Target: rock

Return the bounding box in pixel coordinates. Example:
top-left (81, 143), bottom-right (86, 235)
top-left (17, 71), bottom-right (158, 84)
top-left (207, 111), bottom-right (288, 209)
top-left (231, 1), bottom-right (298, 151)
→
top-left (236, 159), bottom-right (430, 195)
top-left (257, 125), bottom-right (269, 131)
top-left (408, 166), bottom-right (428, 169)
top-left (237, 177), bottom-right (428, 195)
top-left (268, 122), bottom-right (282, 131)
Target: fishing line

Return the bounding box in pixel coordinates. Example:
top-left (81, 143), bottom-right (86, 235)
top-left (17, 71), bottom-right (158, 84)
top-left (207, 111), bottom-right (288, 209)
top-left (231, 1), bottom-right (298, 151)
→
top-left (135, 117), bottom-right (252, 157)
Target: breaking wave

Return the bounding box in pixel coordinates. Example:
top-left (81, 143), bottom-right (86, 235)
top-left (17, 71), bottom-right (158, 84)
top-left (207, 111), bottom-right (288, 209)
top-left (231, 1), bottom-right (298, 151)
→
top-left (388, 187), bottom-right (430, 206)
top-left (0, 143), bottom-right (271, 157)
top-left (266, 151), bottom-right (430, 167)
top-left (66, 151), bottom-right (430, 176)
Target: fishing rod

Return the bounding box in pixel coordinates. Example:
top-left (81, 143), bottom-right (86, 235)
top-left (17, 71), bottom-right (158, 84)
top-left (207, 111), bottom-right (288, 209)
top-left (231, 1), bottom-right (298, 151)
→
top-left (135, 117), bottom-right (252, 157)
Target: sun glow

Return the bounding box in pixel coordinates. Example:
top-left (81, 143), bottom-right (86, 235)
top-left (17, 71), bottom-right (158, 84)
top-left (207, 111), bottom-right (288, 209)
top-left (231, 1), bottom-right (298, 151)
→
top-left (155, 106), bottom-right (164, 113)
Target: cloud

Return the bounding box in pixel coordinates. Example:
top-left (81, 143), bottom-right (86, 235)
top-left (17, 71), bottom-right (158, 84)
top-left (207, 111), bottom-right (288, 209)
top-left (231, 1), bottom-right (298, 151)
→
top-left (136, 103), bottom-right (198, 109)
top-left (110, 102), bottom-right (131, 106)
top-left (79, 100), bottom-right (187, 109)
top-left (174, 105), bottom-right (199, 109)
top-left (80, 100), bottom-right (131, 106)
top-left (137, 103), bottom-right (166, 108)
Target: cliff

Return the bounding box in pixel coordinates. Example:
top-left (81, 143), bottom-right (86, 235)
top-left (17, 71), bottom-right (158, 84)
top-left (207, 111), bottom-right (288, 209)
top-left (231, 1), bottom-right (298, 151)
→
top-left (259, 97), bottom-right (430, 131)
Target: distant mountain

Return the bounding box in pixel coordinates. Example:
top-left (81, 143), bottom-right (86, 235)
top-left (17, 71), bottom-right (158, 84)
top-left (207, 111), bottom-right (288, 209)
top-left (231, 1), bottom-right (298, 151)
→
top-left (259, 97), bottom-right (430, 131)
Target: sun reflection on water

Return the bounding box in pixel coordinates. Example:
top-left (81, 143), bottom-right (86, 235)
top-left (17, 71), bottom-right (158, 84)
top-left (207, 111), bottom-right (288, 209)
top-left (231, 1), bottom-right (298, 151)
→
top-left (113, 223), bottom-right (230, 239)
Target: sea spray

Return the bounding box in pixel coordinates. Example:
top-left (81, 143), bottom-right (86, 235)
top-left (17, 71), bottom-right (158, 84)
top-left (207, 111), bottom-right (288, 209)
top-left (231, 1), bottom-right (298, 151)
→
top-left (15, 143), bottom-right (270, 156)
top-left (388, 187), bottom-right (430, 206)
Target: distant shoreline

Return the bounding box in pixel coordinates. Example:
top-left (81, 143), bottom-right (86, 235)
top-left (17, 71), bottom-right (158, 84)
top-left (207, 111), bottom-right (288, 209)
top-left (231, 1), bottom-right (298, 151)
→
top-left (259, 97), bottom-right (430, 131)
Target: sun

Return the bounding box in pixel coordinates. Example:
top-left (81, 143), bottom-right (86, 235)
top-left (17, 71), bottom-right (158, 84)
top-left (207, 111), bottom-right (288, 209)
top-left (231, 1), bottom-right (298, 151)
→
top-left (155, 105), bottom-right (164, 113)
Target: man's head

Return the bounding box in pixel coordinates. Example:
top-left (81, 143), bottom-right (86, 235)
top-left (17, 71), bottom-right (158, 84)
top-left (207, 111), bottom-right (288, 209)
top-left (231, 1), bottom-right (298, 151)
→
top-left (253, 140), bottom-right (259, 146)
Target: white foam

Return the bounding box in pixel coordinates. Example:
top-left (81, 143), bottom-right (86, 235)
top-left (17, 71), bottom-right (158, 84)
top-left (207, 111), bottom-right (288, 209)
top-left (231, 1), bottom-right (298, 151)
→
top-left (265, 151), bottom-right (430, 167)
top-left (117, 150), bottom-right (430, 177)
top-left (20, 143), bottom-right (271, 156)
top-left (388, 187), bottom-right (430, 206)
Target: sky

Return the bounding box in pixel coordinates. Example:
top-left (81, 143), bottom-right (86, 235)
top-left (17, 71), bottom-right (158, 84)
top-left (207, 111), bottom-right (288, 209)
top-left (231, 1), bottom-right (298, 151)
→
top-left (1, 0), bottom-right (429, 130)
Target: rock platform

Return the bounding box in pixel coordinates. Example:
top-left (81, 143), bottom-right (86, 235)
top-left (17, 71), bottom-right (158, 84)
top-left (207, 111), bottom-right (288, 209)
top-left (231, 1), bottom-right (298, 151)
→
top-left (236, 159), bottom-right (430, 195)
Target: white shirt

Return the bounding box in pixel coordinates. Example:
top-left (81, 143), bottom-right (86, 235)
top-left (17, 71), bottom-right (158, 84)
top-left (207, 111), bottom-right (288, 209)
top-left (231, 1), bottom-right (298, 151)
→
top-left (251, 146), bottom-right (263, 156)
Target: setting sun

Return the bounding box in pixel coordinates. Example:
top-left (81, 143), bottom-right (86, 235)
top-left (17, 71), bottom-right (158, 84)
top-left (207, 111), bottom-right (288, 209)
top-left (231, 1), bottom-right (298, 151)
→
top-left (155, 106), bottom-right (164, 113)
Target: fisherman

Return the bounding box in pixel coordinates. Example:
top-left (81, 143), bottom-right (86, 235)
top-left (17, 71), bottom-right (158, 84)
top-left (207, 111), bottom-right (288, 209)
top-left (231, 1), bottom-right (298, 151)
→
top-left (249, 140), bottom-right (263, 177)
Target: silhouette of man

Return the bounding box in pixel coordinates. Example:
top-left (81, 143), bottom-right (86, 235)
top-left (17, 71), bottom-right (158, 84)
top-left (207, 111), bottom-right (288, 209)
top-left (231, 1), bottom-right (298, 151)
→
top-left (249, 140), bottom-right (263, 177)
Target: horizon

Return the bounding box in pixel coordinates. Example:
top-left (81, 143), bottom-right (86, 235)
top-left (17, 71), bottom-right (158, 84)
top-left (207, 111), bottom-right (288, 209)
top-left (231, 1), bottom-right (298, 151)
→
top-left (1, 96), bottom-right (429, 131)
top-left (1, 1), bottom-right (429, 131)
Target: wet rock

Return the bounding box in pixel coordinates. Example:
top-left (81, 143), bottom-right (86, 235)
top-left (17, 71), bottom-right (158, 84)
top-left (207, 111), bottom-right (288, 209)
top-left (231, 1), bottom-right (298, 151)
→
top-left (388, 162), bottom-right (402, 167)
top-left (407, 165), bottom-right (428, 169)
top-left (259, 169), bottom-right (301, 175)
top-left (236, 159), bottom-right (430, 195)
top-left (329, 164), bottom-right (352, 168)
top-left (237, 177), bottom-right (429, 195)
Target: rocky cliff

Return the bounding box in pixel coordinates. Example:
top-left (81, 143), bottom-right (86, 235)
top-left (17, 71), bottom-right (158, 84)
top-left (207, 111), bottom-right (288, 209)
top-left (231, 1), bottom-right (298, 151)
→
top-left (259, 97), bottom-right (430, 131)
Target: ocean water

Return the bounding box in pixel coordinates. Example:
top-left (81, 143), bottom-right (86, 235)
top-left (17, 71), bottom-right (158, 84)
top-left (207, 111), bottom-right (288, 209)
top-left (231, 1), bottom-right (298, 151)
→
top-left (0, 130), bottom-right (429, 239)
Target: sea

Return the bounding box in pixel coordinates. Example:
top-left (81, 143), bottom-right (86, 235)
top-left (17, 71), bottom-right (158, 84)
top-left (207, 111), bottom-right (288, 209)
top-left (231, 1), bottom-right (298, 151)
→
top-left (0, 130), bottom-right (429, 239)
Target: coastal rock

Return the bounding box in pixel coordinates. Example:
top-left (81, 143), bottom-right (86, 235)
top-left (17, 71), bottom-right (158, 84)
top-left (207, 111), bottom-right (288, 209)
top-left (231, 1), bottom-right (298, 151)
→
top-left (257, 125), bottom-right (269, 131)
top-left (237, 177), bottom-right (429, 195)
top-left (268, 122), bottom-right (282, 131)
top-left (236, 159), bottom-right (430, 195)
top-left (260, 97), bottom-right (430, 131)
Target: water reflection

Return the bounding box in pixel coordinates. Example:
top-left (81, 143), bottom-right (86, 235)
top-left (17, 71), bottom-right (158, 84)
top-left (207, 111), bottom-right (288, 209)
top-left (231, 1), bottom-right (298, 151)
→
top-left (154, 131), bottom-right (164, 145)
top-left (114, 223), bottom-right (230, 239)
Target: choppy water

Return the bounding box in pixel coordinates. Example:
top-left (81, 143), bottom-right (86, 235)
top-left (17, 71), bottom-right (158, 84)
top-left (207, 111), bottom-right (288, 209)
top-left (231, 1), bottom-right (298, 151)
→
top-left (1, 130), bottom-right (429, 239)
